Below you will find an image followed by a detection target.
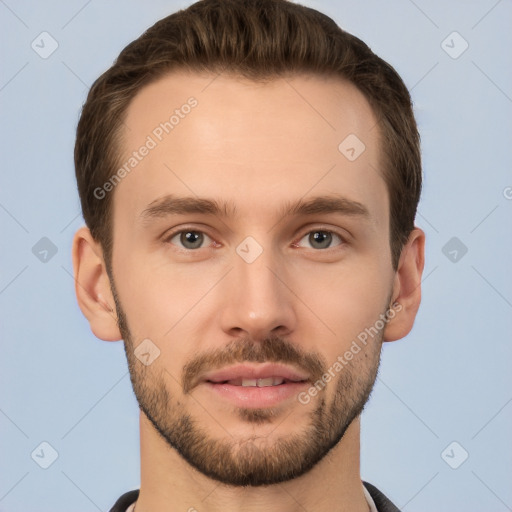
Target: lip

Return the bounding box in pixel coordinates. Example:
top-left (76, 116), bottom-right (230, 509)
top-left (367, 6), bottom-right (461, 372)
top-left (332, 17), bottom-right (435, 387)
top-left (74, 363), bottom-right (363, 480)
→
top-left (198, 363), bottom-right (310, 409)
top-left (203, 381), bottom-right (309, 408)
top-left (201, 363), bottom-right (309, 384)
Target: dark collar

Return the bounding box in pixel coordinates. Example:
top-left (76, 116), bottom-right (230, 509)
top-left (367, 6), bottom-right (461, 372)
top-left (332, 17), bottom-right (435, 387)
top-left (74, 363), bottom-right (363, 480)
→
top-left (109, 483), bottom-right (401, 512)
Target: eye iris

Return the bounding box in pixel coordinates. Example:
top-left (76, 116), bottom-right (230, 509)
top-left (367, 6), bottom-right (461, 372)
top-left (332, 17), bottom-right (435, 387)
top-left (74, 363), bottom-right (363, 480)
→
top-left (309, 231), bottom-right (331, 249)
top-left (181, 231), bottom-right (203, 249)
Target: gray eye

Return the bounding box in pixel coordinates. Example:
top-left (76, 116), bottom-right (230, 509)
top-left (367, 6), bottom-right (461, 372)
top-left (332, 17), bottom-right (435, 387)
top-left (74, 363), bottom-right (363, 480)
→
top-left (181, 231), bottom-right (203, 249)
top-left (308, 231), bottom-right (332, 249)
top-left (295, 230), bottom-right (343, 250)
top-left (171, 230), bottom-right (207, 249)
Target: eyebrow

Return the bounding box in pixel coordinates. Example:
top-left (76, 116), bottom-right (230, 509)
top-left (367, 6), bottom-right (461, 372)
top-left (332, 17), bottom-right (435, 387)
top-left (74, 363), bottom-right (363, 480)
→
top-left (140, 195), bottom-right (238, 220)
top-left (140, 193), bottom-right (370, 222)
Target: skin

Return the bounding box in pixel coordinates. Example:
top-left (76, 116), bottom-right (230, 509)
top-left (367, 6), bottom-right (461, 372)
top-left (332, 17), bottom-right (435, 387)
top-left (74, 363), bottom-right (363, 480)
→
top-left (73, 71), bottom-right (425, 512)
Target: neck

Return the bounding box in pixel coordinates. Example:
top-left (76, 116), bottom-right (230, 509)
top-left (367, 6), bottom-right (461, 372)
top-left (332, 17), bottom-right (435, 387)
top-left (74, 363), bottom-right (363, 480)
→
top-left (135, 414), bottom-right (369, 512)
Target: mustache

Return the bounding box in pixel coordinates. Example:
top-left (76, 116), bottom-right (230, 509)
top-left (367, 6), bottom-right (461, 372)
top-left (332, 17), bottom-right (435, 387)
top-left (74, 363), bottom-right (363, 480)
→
top-left (181, 333), bottom-right (327, 393)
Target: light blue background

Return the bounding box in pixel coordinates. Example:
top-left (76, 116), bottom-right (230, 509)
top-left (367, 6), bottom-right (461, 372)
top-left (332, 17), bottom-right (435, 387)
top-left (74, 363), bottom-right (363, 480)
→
top-left (1, 1), bottom-right (511, 511)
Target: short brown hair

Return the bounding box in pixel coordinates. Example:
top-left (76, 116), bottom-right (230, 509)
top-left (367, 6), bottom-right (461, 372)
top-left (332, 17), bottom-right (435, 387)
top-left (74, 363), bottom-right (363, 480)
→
top-left (75, 0), bottom-right (421, 270)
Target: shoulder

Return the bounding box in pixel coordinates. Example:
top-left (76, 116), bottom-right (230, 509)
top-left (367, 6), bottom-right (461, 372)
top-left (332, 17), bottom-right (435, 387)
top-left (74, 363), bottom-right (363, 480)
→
top-left (108, 489), bottom-right (139, 512)
top-left (363, 481), bottom-right (401, 512)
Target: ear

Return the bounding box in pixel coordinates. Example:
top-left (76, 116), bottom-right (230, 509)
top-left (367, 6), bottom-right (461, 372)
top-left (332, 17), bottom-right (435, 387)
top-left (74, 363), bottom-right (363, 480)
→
top-left (72, 226), bottom-right (122, 341)
top-left (383, 227), bottom-right (425, 342)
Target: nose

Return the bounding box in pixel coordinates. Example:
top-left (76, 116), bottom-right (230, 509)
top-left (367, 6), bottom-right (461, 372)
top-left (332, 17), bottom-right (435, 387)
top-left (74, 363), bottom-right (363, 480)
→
top-left (219, 243), bottom-right (298, 341)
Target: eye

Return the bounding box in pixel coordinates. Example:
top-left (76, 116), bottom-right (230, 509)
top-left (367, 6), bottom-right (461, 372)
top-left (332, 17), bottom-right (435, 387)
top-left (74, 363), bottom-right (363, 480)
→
top-left (294, 230), bottom-right (344, 250)
top-left (167, 229), bottom-right (214, 250)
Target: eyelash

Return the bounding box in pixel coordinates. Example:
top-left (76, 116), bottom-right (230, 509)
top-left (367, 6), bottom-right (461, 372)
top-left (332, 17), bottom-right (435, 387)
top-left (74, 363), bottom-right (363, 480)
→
top-left (163, 226), bottom-right (346, 252)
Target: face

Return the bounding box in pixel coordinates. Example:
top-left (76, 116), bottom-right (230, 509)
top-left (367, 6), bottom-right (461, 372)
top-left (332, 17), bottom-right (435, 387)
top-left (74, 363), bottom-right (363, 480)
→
top-left (109, 71), bottom-right (396, 486)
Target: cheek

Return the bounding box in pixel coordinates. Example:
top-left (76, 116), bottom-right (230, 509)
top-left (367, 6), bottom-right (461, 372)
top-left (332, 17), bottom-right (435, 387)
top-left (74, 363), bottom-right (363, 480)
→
top-left (301, 256), bottom-right (392, 351)
top-left (113, 254), bottom-right (218, 381)
top-left (112, 249), bottom-right (203, 336)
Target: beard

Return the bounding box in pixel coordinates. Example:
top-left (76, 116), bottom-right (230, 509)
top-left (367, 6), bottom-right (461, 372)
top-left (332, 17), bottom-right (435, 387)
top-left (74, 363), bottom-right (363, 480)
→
top-left (111, 281), bottom-right (383, 487)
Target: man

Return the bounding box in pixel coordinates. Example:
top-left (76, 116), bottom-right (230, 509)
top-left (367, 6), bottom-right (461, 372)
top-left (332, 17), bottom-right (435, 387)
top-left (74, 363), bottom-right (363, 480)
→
top-left (72, 0), bottom-right (424, 510)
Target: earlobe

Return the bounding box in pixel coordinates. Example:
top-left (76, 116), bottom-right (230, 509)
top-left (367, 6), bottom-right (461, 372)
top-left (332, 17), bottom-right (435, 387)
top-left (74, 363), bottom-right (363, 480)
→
top-left (72, 227), bottom-right (122, 342)
top-left (383, 227), bottom-right (425, 342)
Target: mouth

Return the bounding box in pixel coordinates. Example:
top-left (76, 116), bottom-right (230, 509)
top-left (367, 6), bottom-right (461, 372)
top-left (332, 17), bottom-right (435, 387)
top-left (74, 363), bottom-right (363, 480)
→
top-left (208, 377), bottom-right (303, 387)
top-left (198, 363), bottom-right (310, 408)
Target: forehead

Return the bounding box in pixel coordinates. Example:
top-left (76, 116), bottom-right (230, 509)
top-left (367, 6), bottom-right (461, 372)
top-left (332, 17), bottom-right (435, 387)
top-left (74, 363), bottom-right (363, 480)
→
top-left (115, 71), bottom-right (387, 229)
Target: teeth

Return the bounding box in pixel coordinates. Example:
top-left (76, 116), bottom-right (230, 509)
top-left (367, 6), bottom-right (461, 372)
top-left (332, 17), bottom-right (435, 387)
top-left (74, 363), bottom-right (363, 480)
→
top-left (238, 377), bottom-right (286, 387)
top-left (257, 378), bottom-right (274, 387)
